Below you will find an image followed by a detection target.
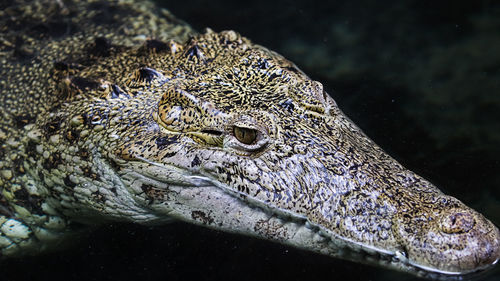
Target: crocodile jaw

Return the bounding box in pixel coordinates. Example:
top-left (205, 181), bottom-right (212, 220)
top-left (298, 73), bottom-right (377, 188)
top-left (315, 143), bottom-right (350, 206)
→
top-left (116, 156), bottom-right (500, 279)
top-left (126, 171), bottom-right (500, 280)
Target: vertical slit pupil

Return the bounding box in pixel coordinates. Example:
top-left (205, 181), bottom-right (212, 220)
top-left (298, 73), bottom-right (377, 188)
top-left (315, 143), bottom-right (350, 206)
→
top-left (234, 127), bottom-right (257, 145)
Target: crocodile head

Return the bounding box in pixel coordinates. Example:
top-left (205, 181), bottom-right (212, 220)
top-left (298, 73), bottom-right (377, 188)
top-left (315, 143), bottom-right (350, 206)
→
top-left (52, 30), bottom-right (499, 278)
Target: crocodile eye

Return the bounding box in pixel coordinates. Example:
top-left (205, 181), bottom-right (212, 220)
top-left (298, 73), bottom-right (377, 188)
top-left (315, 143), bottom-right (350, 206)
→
top-left (233, 126), bottom-right (257, 145)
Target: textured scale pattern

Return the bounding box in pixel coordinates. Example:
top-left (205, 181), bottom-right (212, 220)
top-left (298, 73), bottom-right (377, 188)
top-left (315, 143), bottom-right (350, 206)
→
top-left (0, 0), bottom-right (499, 279)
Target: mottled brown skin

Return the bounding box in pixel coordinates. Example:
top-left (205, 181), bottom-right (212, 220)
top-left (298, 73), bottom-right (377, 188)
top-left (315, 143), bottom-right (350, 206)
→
top-left (0, 0), bottom-right (499, 279)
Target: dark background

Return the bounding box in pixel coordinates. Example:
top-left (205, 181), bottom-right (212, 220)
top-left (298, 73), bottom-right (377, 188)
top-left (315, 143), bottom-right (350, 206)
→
top-left (3, 0), bottom-right (500, 280)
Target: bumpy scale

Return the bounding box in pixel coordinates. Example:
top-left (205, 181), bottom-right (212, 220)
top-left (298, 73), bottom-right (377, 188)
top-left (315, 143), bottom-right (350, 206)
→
top-left (0, 0), bottom-right (499, 279)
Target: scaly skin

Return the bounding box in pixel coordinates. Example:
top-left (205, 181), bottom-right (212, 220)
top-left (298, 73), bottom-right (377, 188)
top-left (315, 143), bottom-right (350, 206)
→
top-left (0, 0), bottom-right (499, 279)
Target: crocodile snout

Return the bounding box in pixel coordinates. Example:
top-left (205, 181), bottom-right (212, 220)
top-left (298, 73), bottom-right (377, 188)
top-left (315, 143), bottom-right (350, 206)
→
top-left (437, 208), bottom-right (500, 272)
top-left (394, 200), bottom-right (500, 274)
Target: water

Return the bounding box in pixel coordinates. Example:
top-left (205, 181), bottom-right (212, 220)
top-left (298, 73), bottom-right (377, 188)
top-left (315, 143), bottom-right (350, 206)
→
top-left (2, 0), bottom-right (500, 280)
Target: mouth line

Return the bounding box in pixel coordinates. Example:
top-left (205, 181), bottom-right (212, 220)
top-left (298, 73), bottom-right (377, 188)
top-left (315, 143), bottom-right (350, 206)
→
top-left (125, 157), bottom-right (496, 280)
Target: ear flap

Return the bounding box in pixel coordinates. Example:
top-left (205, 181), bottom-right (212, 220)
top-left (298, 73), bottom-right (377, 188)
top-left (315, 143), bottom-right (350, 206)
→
top-left (155, 87), bottom-right (203, 132)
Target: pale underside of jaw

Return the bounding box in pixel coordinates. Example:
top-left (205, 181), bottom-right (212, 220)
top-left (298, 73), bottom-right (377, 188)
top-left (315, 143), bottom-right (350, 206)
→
top-left (123, 161), bottom-right (496, 280)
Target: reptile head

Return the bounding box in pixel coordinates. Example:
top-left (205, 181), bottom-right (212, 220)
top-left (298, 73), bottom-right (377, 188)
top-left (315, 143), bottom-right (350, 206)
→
top-left (65, 30), bottom-right (499, 278)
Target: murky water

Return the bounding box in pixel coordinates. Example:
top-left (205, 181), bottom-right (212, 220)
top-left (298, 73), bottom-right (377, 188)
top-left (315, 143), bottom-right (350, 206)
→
top-left (2, 0), bottom-right (499, 280)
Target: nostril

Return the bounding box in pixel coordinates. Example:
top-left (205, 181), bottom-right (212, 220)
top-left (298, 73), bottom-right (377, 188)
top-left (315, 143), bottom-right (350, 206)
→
top-left (440, 210), bottom-right (476, 234)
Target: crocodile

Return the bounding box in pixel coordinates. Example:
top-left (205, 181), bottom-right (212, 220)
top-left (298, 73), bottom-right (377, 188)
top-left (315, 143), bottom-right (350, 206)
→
top-left (0, 0), bottom-right (499, 279)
